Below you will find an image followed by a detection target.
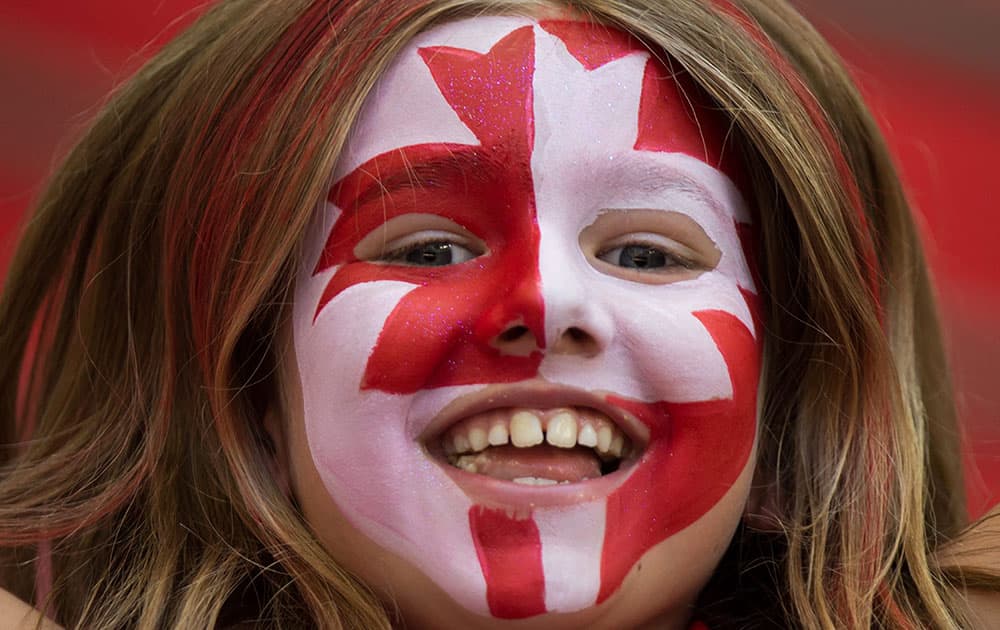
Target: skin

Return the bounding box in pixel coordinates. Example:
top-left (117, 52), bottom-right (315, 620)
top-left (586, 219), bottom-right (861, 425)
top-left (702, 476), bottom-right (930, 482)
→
top-left (280, 365), bottom-right (755, 629)
top-left (937, 513), bottom-right (1000, 629)
top-left (0, 591), bottom-right (62, 630)
top-left (285, 15), bottom-right (761, 628)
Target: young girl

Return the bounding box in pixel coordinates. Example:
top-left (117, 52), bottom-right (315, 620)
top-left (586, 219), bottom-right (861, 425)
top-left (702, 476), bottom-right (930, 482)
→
top-left (0, 0), bottom-right (997, 627)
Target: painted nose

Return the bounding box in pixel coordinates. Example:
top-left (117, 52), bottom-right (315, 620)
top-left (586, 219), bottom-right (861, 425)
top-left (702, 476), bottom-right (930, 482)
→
top-left (549, 324), bottom-right (603, 357)
top-left (540, 256), bottom-right (614, 359)
top-left (492, 321), bottom-right (541, 357)
top-left (487, 292), bottom-right (610, 359)
top-left (475, 271), bottom-right (546, 358)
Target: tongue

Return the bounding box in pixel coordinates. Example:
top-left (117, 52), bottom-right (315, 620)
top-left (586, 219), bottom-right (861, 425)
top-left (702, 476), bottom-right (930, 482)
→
top-left (461, 445), bottom-right (602, 482)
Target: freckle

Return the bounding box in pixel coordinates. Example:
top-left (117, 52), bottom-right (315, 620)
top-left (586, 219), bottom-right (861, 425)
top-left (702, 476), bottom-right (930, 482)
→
top-left (636, 562), bottom-right (642, 572)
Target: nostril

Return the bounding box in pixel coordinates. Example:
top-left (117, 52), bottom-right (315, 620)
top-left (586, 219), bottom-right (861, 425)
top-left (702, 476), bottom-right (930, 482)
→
top-left (491, 324), bottom-right (539, 357)
top-left (497, 325), bottom-right (530, 343)
top-left (566, 327), bottom-right (590, 342)
top-left (552, 326), bottom-right (601, 357)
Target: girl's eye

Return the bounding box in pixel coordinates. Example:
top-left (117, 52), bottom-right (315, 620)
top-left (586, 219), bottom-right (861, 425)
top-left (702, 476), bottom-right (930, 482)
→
top-left (355, 217), bottom-right (488, 267)
top-left (579, 211), bottom-right (721, 284)
top-left (383, 240), bottom-right (478, 266)
top-left (597, 244), bottom-right (690, 272)
top-left (604, 245), bottom-right (667, 269)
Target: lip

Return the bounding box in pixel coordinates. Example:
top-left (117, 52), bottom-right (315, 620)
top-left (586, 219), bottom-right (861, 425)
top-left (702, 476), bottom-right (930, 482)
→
top-left (417, 380), bottom-right (654, 507)
top-left (434, 459), bottom-right (643, 508)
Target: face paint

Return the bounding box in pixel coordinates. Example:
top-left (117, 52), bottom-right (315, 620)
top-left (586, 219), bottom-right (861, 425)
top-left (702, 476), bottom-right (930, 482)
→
top-left (293, 16), bottom-right (761, 621)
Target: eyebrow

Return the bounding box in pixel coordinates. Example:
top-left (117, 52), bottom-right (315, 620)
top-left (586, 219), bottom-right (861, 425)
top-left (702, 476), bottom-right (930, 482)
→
top-left (604, 153), bottom-right (726, 203)
top-left (331, 145), bottom-right (495, 210)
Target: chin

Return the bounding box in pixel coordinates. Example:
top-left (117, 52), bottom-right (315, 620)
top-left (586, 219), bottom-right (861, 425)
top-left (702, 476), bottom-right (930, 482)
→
top-left (287, 386), bottom-right (756, 629)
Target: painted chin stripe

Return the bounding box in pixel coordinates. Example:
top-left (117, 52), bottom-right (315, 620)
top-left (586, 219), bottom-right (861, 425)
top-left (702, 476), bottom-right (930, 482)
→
top-left (469, 506), bottom-right (546, 618)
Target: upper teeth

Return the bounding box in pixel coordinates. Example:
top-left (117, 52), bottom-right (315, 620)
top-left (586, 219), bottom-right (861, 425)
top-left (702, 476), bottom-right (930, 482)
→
top-left (441, 407), bottom-right (631, 459)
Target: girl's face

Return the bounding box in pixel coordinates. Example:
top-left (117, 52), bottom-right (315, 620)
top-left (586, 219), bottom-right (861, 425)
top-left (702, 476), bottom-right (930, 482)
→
top-left (284, 15), bottom-right (762, 629)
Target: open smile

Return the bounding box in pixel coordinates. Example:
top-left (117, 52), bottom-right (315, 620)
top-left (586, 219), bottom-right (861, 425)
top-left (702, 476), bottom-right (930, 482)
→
top-left (421, 383), bottom-right (652, 504)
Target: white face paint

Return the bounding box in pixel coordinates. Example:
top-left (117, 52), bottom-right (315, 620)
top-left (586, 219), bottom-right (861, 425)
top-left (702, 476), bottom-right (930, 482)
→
top-left (291, 16), bottom-right (761, 620)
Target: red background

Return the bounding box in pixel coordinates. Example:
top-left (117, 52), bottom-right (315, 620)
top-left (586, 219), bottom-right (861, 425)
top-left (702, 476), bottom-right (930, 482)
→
top-left (0, 1), bottom-right (998, 516)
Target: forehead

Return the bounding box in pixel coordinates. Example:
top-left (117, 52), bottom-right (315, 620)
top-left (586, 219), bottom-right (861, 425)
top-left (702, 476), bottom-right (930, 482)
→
top-left (333, 16), bottom-right (532, 180)
top-left (333, 15), bottom-right (731, 183)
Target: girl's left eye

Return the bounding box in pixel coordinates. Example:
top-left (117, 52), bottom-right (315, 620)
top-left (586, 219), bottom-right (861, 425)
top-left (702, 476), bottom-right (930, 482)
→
top-left (380, 237), bottom-right (480, 267)
top-left (597, 243), bottom-right (692, 272)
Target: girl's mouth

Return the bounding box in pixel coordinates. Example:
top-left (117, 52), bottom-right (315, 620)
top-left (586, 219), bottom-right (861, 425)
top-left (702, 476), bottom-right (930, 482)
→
top-left (436, 406), bottom-right (638, 486)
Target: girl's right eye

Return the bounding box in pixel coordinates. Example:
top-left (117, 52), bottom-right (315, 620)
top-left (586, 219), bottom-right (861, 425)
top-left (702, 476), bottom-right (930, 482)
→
top-left (353, 215), bottom-right (488, 267)
top-left (382, 239), bottom-right (479, 266)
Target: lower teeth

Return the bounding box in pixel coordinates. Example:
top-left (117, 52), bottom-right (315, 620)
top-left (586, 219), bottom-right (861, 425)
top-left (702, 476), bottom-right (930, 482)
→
top-left (512, 477), bottom-right (560, 486)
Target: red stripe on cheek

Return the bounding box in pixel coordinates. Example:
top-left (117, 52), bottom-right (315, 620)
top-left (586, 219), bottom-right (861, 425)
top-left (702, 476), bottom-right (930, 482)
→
top-left (312, 27), bottom-right (546, 394)
top-left (469, 506), bottom-right (546, 619)
top-left (599, 302), bottom-right (761, 603)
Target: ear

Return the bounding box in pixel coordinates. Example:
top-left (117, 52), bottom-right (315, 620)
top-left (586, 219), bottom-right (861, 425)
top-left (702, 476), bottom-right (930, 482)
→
top-left (262, 406), bottom-right (292, 497)
top-left (743, 467), bottom-right (785, 532)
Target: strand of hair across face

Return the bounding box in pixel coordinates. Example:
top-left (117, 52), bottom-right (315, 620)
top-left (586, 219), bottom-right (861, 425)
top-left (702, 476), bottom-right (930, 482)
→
top-left (705, 0), bottom-right (882, 313)
top-left (699, 2), bottom-right (908, 627)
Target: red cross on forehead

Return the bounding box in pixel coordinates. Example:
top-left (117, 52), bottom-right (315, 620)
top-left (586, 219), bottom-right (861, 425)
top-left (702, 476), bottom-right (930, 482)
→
top-left (312, 20), bottom-right (748, 396)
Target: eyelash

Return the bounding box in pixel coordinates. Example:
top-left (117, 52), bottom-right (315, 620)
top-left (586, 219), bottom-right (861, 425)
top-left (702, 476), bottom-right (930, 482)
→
top-left (379, 236), bottom-right (480, 266)
top-left (370, 231), bottom-right (699, 274)
top-left (596, 239), bottom-right (698, 271)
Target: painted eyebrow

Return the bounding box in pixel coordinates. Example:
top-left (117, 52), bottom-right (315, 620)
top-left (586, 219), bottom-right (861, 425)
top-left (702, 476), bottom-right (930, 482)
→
top-left (334, 146), bottom-right (497, 210)
top-left (603, 153), bottom-right (726, 203)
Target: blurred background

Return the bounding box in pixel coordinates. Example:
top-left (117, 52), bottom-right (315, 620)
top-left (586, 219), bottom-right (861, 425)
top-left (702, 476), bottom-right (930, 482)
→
top-left (0, 1), bottom-right (998, 516)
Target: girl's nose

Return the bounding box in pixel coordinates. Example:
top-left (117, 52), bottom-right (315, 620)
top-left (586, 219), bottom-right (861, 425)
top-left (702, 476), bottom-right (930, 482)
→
top-left (489, 318), bottom-right (605, 359)
top-left (536, 234), bottom-right (616, 359)
top-left (475, 249), bottom-right (615, 360)
top-left (473, 271), bottom-right (546, 358)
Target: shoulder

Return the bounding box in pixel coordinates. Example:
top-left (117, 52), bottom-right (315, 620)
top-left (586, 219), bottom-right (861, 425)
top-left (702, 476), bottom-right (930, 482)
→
top-left (962, 591), bottom-right (1000, 630)
top-left (0, 588), bottom-right (62, 630)
top-left (937, 507), bottom-right (1000, 629)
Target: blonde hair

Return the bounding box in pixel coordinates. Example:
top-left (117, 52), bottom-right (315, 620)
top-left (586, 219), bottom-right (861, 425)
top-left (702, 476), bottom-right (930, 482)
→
top-left (0, 0), bottom-right (982, 627)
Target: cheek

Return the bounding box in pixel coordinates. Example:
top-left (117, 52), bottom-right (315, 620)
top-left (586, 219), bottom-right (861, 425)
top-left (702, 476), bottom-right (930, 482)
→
top-left (291, 280), bottom-right (428, 529)
top-left (291, 277), bottom-right (500, 616)
top-left (607, 443), bottom-right (757, 623)
top-left (599, 303), bottom-right (760, 603)
top-left (292, 280), bottom-right (423, 493)
top-left (535, 220), bottom-right (761, 605)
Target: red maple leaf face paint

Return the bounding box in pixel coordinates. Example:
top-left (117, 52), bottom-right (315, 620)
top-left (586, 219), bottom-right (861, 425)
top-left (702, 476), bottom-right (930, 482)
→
top-left (292, 16), bottom-right (761, 621)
